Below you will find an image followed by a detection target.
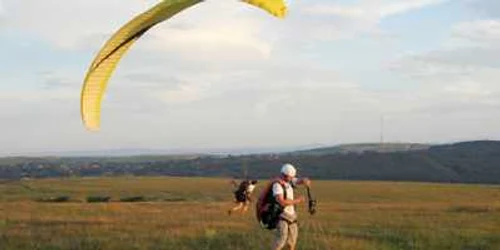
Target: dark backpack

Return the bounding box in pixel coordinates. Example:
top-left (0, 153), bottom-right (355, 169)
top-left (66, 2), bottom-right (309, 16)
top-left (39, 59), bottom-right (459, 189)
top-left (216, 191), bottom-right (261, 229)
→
top-left (234, 180), bottom-right (250, 201)
top-left (255, 178), bottom-right (287, 230)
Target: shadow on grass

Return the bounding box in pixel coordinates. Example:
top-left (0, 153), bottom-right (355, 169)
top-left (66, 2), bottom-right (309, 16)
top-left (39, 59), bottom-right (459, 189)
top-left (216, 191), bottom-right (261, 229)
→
top-left (447, 206), bottom-right (494, 213)
top-left (35, 196), bottom-right (71, 203)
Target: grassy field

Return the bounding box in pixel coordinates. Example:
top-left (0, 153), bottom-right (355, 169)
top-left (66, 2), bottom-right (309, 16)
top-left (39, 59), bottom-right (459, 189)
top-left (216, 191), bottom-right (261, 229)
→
top-left (1, 177), bottom-right (500, 249)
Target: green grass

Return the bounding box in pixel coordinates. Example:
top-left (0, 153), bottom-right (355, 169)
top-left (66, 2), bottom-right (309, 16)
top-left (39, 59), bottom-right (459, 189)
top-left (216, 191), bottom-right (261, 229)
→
top-left (0, 177), bottom-right (499, 249)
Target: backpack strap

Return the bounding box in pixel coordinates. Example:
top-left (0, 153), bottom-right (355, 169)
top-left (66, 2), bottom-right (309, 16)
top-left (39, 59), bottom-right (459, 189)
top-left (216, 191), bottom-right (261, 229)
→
top-left (271, 178), bottom-right (287, 202)
top-left (272, 179), bottom-right (298, 224)
top-left (256, 178), bottom-right (292, 229)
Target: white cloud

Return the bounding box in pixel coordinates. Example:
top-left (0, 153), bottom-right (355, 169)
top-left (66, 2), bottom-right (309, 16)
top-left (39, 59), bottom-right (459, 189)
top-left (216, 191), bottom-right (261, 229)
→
top-left (375, 0), bottom-right (448, 18)
top-left (391, 16), bottom-right (500, 76)
top-left (452, 19), bottom-right (500, 46)
top-left (388, 51), bottom-right (500, 117)
top-left (391, 17), bottom-right (500, 78)
top-left (465, 0), bottom-right (500, 18)
top-left (444, 81), bottom-right (493, 99)
top-left (0, 0), bottom-right (5, 23)
top-left (3, 0), bottom-right (500, 154)
top-left (306, 0), bottom-right (446, 19)
top-left (3, 0), bottom-right (145, 48)
top-left (301, 0), bottom-right (448, 40)
top-left (141, 17), bottom-right (273, 60)
top-left (384, 14), bottom-right (500, 130)
top-left (154, 82), bottom-right (211, 105)
top-left (2, 0), bottom-right (277, 60)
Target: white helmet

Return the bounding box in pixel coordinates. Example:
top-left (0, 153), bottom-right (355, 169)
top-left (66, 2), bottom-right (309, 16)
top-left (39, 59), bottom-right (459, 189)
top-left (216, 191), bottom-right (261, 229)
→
top-left (281, 163), bottom-right (297, 177)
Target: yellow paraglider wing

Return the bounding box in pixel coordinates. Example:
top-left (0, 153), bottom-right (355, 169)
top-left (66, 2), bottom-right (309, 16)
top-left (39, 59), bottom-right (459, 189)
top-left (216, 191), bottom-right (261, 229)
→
top-left (241, 0), bottom-right (288, 18)
top-left (81, 0), bottom-right (288, 131)
top-left (81, 0), bottom-right (203, 131)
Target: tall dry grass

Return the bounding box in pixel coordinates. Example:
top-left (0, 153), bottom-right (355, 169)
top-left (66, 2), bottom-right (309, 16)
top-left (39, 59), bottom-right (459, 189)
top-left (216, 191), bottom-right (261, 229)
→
top-left (1, 177), bottom-right (499, 249)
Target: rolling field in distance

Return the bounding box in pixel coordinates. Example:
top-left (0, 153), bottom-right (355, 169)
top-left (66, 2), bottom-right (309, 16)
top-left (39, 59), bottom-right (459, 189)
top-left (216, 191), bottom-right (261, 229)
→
top-left (1, 177), bottom-right (500, 249)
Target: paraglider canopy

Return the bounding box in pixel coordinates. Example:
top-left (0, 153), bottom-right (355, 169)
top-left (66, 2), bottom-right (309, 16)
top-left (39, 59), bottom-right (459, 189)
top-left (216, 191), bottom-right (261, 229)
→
top-left (80, 0), bottom-right (288, 131)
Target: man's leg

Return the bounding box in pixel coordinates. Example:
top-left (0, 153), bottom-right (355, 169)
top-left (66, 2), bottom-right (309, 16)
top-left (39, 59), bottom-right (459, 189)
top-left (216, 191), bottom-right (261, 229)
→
top-left (273, 220), bottom-right (288, 250)
top-left (234, 202), bottom-right (244, 211)
top-left (286, 222), bottom-right (298, 250)
top-left (228, 202), bottom-right (244, 215)
top-left (242, 200), bottom-right (250, 213)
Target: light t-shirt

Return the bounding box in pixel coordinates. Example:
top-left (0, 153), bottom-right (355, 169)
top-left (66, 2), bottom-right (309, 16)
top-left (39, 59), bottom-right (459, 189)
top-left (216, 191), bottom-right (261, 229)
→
top-left (272, 178), bottom-right (298, 217)
top-left (246, 184), bottom-right (255, 194)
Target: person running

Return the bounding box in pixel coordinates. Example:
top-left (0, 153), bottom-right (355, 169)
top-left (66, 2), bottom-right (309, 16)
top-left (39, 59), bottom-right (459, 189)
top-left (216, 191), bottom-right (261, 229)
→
top-left (228, 179), bottom-right (258, 215)
top-left (271, 163), bottom-right (311, 250)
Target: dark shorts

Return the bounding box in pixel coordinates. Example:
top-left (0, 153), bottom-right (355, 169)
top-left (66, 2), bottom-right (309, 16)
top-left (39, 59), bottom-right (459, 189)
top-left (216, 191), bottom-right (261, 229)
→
top-left (235, 192), bottom-right (247, 202)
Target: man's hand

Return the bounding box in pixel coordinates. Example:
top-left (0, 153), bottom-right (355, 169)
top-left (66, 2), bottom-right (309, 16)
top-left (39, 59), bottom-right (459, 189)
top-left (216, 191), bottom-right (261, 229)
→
top-left (301, 178), bottom-right (311, 187)
top-left (294, 196), bottom-right (305, 204)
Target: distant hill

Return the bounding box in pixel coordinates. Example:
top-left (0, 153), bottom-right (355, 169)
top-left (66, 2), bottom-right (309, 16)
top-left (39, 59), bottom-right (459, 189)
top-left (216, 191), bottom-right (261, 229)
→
top-left (291, 143), bottom-right (431, 155)
top-left (1, 141), bottom-right (499, 184)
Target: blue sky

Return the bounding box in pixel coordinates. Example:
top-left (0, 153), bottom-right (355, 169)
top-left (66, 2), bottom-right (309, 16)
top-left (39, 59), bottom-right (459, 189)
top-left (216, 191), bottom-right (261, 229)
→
top-left (1, 0), bottom-right (500, 156)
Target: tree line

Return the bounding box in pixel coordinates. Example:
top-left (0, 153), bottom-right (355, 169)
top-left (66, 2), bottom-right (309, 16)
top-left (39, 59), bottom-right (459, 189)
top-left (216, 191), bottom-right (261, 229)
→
top-left (1, 141), bottom-right (499, 184)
